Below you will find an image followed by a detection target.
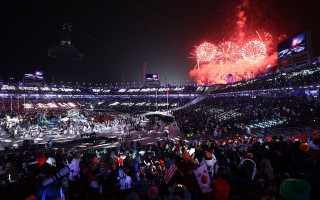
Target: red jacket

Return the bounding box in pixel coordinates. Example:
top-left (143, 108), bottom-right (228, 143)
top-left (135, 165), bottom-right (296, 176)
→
top-left (212, 179), bottom-right (230, 200)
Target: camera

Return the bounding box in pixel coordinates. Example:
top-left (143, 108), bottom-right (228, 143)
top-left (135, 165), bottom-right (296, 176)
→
top-left (42, 166), bottom-right (70, 186)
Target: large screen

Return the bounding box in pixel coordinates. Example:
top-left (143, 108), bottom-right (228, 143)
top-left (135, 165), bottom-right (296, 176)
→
top-left (278, 32), bottom-right (307, 60)
top-left (34, 71), bottom-right (44, 79)
top-left (24, 73), bottom-right (34, 79)
top-left (34, 71), bottom-right (44, 76)
top-left (146, 73), bottom-right (159, 82)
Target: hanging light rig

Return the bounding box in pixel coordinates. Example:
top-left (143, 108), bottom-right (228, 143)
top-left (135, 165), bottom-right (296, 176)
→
top-left (48, 23), bottom-right (84, 60)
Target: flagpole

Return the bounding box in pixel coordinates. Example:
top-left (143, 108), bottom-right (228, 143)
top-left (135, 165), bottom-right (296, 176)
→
top-left (166, 89), bottom-right (169, 113)
top-left (149, 91), bottom-right (151, 112)
top-left (10, 94), bottom-right (13, 114)
top-left (17, 94), bottom-right (19, 115)
top-left (23, 94), bottom-right (26, 112)
top-left (156, 90), bottom-right (158, 112)
top-left (177, 168), bottom-right (184, 176)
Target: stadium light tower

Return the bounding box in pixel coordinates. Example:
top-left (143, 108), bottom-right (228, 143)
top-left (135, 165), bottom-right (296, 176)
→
top-left (141, 62), bottom-right (146, 86)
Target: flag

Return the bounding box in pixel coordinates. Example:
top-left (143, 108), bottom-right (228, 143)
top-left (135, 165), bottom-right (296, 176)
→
top-left (193, 163), bottom-right (212, 193)
top-left (164, 160), bottom-right (178, 184)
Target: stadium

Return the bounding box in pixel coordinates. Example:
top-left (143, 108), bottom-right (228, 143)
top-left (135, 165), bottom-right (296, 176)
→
top-left (1, 59), bottom-right (320, 199)
top-left (1, 0), bottom-right (320, 200)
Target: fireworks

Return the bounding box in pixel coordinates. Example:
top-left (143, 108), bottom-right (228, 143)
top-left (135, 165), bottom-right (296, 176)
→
top-left (190, 0), bottom-right (280, 85)
top-left (192, 38), bottom-right (274, 85)
top-left (195, 40), bottom-right (267, 65)
top-left (241, 40), bottom-right (267, 63)
top-left (195, 42), bottom-right (217, 62)
top-left (194, 41), bottom-right (242, 65)
top-left (215, 41), bottom-right (240, 64)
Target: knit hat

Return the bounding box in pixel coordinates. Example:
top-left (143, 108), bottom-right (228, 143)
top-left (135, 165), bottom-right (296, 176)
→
top-left (299, 143), bottom-right (309, 154)
top-left (267, 136), bottom-right (272, 142)
top-left (297, 135), bottom-right (308, 143)
top-left (182, 150), bottom-right (190, 159)
top-left (25, 195), bottom-right (37, 200)
top-left (148, 185), bottom-right (158, 199)
top-left (280, 179), bottom-right (311, 200)
top-left (92, 157), bottom-right (99, 165)
top-left (37, 155), bottom-right (46, 167)
top-left (160, 159), bottom-right (165, 166)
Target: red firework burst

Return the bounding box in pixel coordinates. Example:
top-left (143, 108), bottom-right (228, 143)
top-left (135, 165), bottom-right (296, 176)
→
top-left (215, 41), bottom-right (240, 64)
top-left (241, 40), bottom-right (267, 63)
top-left (196, 42), bottom-right (217, 62)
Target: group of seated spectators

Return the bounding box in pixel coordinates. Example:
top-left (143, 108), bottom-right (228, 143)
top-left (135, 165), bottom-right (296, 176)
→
top-left (212, 65), bottom-right (320, 94)
top-left (0, 96), bottom-right (195, 115)
top-left (0, 82), bottom-right (202, 97)
top-left (174, 95), bottom-right (320, 139)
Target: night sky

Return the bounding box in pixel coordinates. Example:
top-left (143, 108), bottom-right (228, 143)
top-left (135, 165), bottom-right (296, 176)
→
top-left (1, 0), bottom-right (320, 85)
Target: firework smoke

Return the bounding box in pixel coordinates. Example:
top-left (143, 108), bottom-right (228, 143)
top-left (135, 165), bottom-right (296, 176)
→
top-left (237, 0), bottom-right (249, 43)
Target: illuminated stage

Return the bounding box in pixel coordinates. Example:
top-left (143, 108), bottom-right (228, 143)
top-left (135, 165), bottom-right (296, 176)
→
top-left (0, 115), bottom-right (183, 152)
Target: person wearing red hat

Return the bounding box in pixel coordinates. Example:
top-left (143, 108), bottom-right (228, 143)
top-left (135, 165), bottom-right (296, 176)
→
top-left (267, 136), bottom-right (272, 142)
top-left (117, 154), bottom-right (124, 166)
top-left (37, 154), bottom-right (46, 167)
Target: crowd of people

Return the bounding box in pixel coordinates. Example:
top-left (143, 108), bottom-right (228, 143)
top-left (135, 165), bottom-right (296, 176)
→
top-left (1, 126), bottom-right (319, 200)
top-left (0, 66), bottom-right (319, 199)
top-left (174, 95), bottom-right (319, 140)
top-left (213, 65), bottom-right (320, 94)
top-left (0, 109), bottom-right (150, 144)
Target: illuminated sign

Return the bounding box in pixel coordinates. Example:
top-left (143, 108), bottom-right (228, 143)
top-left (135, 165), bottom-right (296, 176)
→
top-left (278, 32), bottom-right (307, 60)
